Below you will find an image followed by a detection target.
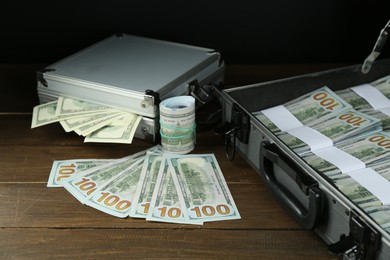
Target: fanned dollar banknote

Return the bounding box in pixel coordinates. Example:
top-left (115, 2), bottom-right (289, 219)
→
top-left (47, 159), bottom-right (113, 187)
top-left (86, 160), bottom-right (145, 218)
top-left (47, 146), bottom-right (239, 225)
top-left (167, 153), bottom-right (241, 223)
top-left (130, 152), bottom-right (163, 219)
top-left (146, 157), bottom-right (196, 224)
top-left (31, 97), bottom-right (142, 144)
top-left (63, 150), bottom-right (148, 204)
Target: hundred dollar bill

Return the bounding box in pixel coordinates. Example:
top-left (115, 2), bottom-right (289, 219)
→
top-left (254, 86), bottom-right (352, 134)
top-left (55, 96), bottom-right (114, 117)
top-left (302, 131), bottom-right (390, 176)
top-left (31, 101), bottom-right (62, 128)
top-left (336, 75), bottom-right (390, 111)
top-left (332, 175), bottom-right (381, 208)
top-left (362, 109), bottom-right (390, 131)
top-left (86, 160), bottom-right (144, 218)
top-left (332, 161), bottom-right (390, 208)
top-left (73, 112), bottom-right (127, 136)
top-left (129, 153), bottom-right (163, 218)
top-left (146, 157), bottom-right (196, 224)
top-left (336, 75), bottom-right (390, 130)
top-left (277, 109), bottom-right (381, 155)
top-left (84, 113), bottom-right (142, 144)
top-left (333, 100), bottom-right (390, 131)
top-left (167, 153), bottom-right (240, 222)
top-left (63, 149), bottom-right (148, 204)
top-left (59, 111), bottom-right (123, 132)
top-left (47, 159), bottom-right (113, 187)
top-left (363, 205), bottom-right (390, 233)
top-left (336, 89), bottom-right (373, 111)
top-left (31, 101), bottom-right (99, 128)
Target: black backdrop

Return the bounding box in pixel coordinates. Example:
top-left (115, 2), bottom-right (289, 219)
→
top-left (1, 0), bottom-right (389, 64)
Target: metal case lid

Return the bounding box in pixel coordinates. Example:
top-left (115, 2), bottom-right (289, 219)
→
top-left (47, 34), bottom-right (218, 94)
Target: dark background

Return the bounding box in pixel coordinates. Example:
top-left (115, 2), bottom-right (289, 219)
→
top-left (1, 0), bottom-right (390, 64)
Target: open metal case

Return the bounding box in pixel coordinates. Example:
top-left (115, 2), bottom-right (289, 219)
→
top-left (218, 20), bottom-right (390, 259)
top-left (37, 34), bottom-right (224, 141)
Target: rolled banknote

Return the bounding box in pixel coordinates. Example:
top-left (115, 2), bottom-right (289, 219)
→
top-left (159, 96), bottom-right (196, 154)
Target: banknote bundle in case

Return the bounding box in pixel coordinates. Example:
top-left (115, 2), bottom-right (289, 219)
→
top-left (36, 34), bottom-right (224, 142)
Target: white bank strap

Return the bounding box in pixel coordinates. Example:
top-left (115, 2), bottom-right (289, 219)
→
top-left (287, 126), bottom-right (333, 152)
top-left (261, 105), bottom-right (303, 131)
top-left (352, 84), bottom-right (390, 110)
top-left (378, 107), bottom-right (390, 117)
top-left (261, 104), bottom-right (390, 205)
top-left (312, 147), bottom-right (390, 205)
top-left (312, 146), bottom-right (366, 173)
top-left (348, 168), bottom-right (390, 205)
top-left (261, 105), bottom-right (333, 152)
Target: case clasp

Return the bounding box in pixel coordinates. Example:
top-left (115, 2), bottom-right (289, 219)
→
top-left (214, 103), bottom-right (250, 160)
top-left (328, 211), bottom-right (380, 260)
top-left (188, 79), bottom-right (215, 105)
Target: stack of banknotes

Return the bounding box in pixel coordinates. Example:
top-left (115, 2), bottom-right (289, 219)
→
top-left (254, 74), bottom-right (390, 234)
top-left (47, 145), bottom-right (241, 225)
top-left (31, 97), bottom-right (142, 144)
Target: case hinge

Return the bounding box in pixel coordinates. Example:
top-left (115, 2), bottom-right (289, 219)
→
top-left (328, 211), bottom-right (380, 260)
top-left (214, 103), bottom-right (250, 160)
top-left (36, 69), bottom-right (55, 87)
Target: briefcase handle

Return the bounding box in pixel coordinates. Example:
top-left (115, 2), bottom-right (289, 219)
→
top-left (259, 141), bottom-right (322, 230)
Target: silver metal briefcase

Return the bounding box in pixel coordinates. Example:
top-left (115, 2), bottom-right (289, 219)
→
top-left (37, 34), bottom-right (224, 141)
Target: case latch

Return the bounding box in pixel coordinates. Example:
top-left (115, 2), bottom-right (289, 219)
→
top-left (214, 103), bottom-right (250, 160)
top-left (188, 79), bottom-right (215, 105)
top-left (328, 211), bottom-right (380, 260)
top-left (142, 89), bottom-right (160, 109)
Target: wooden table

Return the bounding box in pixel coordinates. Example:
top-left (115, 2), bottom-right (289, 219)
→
top-left (0, 64), bottom-right (344, 259)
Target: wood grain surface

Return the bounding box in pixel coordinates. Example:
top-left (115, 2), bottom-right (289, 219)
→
top-left (0, 64), bottom-right (343, 259)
